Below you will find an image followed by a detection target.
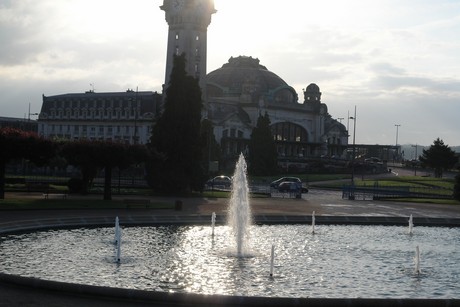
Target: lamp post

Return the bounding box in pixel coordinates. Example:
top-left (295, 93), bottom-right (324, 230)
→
top-left (395, 124), bottom-right (401, 162)
top-left (133, 87), bottom-right (138, 144)
top-left (28, 103), bottom-right (39, 132)
top-left (349, 105), bottom-right (357, 187)
top-left (411, 144), bottom-right (418, 176)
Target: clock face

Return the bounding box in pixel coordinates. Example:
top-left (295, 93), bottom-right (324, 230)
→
top-left (172, 0), bottom-right (185, 11)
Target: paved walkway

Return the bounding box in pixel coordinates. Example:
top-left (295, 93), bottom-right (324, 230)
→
top-left (1, 189), bottom-right (460, 306)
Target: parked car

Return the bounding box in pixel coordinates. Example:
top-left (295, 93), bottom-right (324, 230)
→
top-left (270, 176), bottom-right (308, 193)
top-left (270, 177), bottom-right (301, 188)
top-left (277, 181), bottom-right (303, 199)
top-left (206, 175), bottom-right (232, 189)
top-left (277, 181), bottom-right (301, 193)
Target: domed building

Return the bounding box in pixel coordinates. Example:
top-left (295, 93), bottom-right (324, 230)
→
top-left (160, 1), bottom-right (348, 171)
top-left (206, 56), bottom-right (348, 170)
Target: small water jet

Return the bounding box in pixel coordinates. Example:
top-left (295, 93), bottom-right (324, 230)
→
top-left (116, 226), bottom-right (121, 263)
top-left (311, 211), bottom-right (316, 234)
top-left (269, 244), bottom-right (275, 277)
top-left (114, 216), bottom-right (122, 262)
top-left (408, 214), bottom-right (414, 235)
top-left (211, 212), bottom-right (216, 237)
top-left (114, 216), bottom-right (121, 244)
top-left (227, 153), bottom-right (252, 256)
top-left (414, 245), bottom-right (421, 275)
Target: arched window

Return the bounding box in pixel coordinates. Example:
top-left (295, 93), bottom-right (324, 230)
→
top-left (271, 122), bottom-right (308, 143)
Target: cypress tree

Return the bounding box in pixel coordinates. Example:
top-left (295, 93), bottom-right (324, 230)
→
top-left (248, 112), bottom-right (278, 176)
top-left (149, 53), bottom-right (205, 193)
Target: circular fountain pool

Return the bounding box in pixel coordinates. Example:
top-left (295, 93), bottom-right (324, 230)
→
top-left (0, 224), bottom-right (459, 299)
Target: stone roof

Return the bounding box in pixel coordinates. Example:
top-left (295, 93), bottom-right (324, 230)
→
top-left (206, 56), bottom-right (298, 104)
top-left (40, 91), bottom-right (161, 116)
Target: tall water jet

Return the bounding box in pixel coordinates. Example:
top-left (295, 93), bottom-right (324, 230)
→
top-left (227, 153), bottom-right (252, 256)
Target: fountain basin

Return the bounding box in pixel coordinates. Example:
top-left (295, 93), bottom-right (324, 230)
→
top-left (1, 217), bottom-right (459, 303)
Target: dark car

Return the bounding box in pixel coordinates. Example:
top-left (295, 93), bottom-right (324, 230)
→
top-left (277, 181), bottom-right (301, 193)
top-left (206, 175), bottom-right (232, 189)
top-left (270, 177), bottom-right (308, 193)
top-left (277, 181), bottom-right (303, 198)
top-left (270, 177), bottom-right (301, 189)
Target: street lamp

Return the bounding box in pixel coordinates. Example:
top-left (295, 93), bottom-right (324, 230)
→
top-left (411, 144), bottom-right (418, 176)
top-left (395, 124), bottom-right (401, 146)
top-left (395, 124), bottom-right (401, 162)
top-left (349, 106), bottom-right (357, 186)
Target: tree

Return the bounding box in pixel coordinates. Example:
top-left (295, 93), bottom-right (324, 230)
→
top-left (148, 53), bottom-right (205, 193)
top-left (248, 112), bottom-right (278, 176)
top-left (61, 140), bottom-right (150, 200)
top-left (453, 174), bottom-right (460, 201)
top-left (201, 118), bottom-right (221, 176)
top-left (60, 140), bottom-right (100, 195)
top-left (419, 138), bottom-right (457, 178)
top-left (0, 127), bottom-right (55, 199)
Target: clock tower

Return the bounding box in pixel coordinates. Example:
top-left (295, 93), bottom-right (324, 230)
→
top-left (160, 0), bottom-right (216, 96)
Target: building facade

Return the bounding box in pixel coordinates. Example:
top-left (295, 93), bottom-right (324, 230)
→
top-left (0, 116), bottom-right (37, 132)
top-left (205, 56), bottom-right (348, 169)
top-left (37, 90), bottom-right (161, 144)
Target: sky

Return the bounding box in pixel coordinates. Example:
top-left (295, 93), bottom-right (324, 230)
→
top-left (1, 0), bottom-right (459, 146)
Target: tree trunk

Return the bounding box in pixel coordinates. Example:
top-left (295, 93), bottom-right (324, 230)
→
top-left (0, 162), bottom-right (5, 200)
top-left (103, 166), bottom-right (112, 201)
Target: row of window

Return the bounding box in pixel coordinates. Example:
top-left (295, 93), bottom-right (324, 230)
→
top-left (46, 134), bottom-right (133, 144)
top-left (47, 108), bottom-right (140, 120)
top-left (272, 122), bottom-right (308, 143)
top-left (222, 123), bottom-right (309, 143)
top-left (222, 128), bottom-right (244, 138)
top-left (221, 140), bottom-right (316, 158)
top-left (327, 137), bottom-right (342, 145)
top-left (175, 32), bottom-right (201, 78)
top-left (43, 124), bottom-right (148, 135)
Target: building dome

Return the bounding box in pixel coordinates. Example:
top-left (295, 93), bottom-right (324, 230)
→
top-left (306, 83), bottom-right (320, 93)
top-left (206, 56), bottom-right (297, 104)
top-left (304, 83), bottom-right (322, 102)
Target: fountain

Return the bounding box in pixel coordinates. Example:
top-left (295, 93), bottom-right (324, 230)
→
top-left (0, 154), bottom-right (460, 303)
top-left (227, 153), bottom-right (252, 256)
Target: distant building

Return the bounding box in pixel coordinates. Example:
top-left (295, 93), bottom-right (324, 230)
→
top-left (205, 56), bottom-right (348, 169)
top-left (37, 90), bottom-right (161, 144)
top-left (0, 116), bottom-right (37, 132)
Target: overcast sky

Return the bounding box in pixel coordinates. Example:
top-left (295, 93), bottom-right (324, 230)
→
top-left (1, 0), bottom-right (459, 146)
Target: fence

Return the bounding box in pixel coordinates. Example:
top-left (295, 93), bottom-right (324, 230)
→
top-left (342, 184), bottom-right (452, 200)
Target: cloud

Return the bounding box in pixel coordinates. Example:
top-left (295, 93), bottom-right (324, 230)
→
top-left (0, 1), bottom-right (51, 65)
